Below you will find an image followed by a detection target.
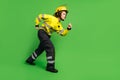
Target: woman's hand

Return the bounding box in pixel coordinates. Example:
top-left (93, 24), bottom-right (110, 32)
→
top-left (35, 27), bottom-right (39, 30)
top-left (67, 23), bottom-right (72, 30)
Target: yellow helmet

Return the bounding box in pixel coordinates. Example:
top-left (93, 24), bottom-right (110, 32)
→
top-left (55, 6), bottom-right (68, 13)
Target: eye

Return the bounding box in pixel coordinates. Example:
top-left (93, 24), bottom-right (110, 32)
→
top-left (63, 13), bottom-right (66, 15)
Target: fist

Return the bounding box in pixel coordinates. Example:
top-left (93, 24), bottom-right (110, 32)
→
top-left (67, 23), bottom-right (72, 30)
top-left (35, 27), bottom-right (39, 30)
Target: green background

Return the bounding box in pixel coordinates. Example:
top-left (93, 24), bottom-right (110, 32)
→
top-left (0, 0), bottom-right (120, 80)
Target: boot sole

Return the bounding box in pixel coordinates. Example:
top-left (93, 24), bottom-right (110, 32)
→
top-left (46, 69), bottom-right (58, 73)
top-left (26, 60), bottom-right (36, 65)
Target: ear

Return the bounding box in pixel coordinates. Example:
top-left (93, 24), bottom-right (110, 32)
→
top-left (56, 12), bottom-right (59, 17)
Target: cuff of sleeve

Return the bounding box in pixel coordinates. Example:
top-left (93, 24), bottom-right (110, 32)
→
top-left (67, 27), bottom-right (71, 30)
top-left (35, 25), bottom-right (39, 27)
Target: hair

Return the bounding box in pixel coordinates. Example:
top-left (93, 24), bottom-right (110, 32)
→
top-left (54, 10), bottom-right (68, 18)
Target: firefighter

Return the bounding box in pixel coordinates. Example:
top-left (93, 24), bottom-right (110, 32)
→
top-left (26, 6), bottom-right (72, 73)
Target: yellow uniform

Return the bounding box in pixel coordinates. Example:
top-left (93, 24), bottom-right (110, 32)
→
top-left (35, 14), bottom-right (69, 36)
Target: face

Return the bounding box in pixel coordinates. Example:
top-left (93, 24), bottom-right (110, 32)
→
top-left (60, 11), bottom-right (67, 20)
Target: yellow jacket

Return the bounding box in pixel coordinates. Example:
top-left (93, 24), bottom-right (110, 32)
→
top-left (35, 14), bottom-right (69, 36)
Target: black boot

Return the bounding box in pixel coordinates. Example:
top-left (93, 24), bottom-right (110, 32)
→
top-left (46, 63), bottom-right (58, 73)
top-left (26, 56), bottom-right (35, 65)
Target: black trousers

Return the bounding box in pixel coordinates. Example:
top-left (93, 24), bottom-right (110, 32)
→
top-left (26, 29), bottom-right (55, 66)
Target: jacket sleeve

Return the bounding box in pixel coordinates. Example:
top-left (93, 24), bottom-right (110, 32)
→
top-left (54, 23), bottom-right (69, 36)
top-left (59, 29), bottom-right (69, 36)
top-left (55, 25), bottom-right (69, 36)
top-left (35, 14), bottom-right (50, 26)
